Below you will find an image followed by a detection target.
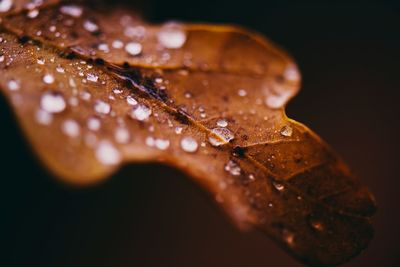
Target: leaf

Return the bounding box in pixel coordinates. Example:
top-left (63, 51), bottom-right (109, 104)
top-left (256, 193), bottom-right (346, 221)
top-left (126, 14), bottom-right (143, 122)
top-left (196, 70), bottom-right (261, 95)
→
top-left (0, 1), bottom-right (376, 266)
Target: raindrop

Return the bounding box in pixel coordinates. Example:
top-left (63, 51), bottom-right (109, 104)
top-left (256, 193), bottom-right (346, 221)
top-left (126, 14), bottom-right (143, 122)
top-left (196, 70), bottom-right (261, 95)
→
top-left (125, 42), bottom-right (142, 56)
top-left (157, 23), bottom-right (187, 49)
top-left (114, 127), bottom-right (130, 144)
top-left (83, 20), bottom-right (99, 33)
top-left (40, 91), bottom-right (66, 113)
top-left (56, 65), bottom-right (65, 73)
top-left (130, 103), bottom-right (152, 121)
top-left (87, 116), bottom-right (101, 131)
top-left (94, 100), bottom-right (111, 115)
top-left (0, 0), bottom-right (13, 13)
top-left (238, 88), bottom-right (247, 97)
top-left (61, 119), bottom-right (80, 137)
top-left (310, 219), bottom-right (324, 232)
top-left (225, 160), bottom-right (241, 176)
top-left (27, 9), bottom-right (39, 18)
top-left (208, 127), bottom-right (234, 147)
top-left (126, 95), bottom-right (138, 105)
top-left (155, 139), bottom-right (170, 150)
top-left (43, 74), bottom-right (55, 84)
top-left (180, 136), bottom-right (198, 153)
top-left (112, 39), bottom-right (124, 49)
top-left (95, 140), bottom-right (121, 165)
top-left (35, 109), bottom-right (53, 125)
top-left (60, 5), bottom-right (83, 17)
top-left (7, 79), bottom-right (20, 91)
top-left (216, 119), bottom-right (228, 127)
top-left (280, 125), bottom-right (293, 137)
top-left (282, 229), bottom-right (295, 246)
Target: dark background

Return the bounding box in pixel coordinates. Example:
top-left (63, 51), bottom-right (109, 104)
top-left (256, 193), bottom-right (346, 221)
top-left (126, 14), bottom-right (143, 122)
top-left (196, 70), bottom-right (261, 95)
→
top-left (1, 0), bottom-right (399, 266)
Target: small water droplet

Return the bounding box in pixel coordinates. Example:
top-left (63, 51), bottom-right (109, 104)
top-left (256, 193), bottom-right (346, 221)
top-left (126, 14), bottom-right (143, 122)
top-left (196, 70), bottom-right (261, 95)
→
top-left (125, 42), bottom-right (142, 56)
top-left (155, 139), bottom-right (170, 150)
top-left (94, 100), bottom-right (111, 115)
top-left (265, 91), bottom-right (291, 109)
top-left (37, 57), bottom-right (45, 65)
top-left (224, 160), bottom-right (241, 176)
top-left (86, 73), bottom-right (98, 82)
top-left (112, 39), bottom-right (124, 49)
top-left (87, 116), bottom-right (101, 131)
top-left (126, 95), bottom-right (138, 105)
top-left (0, 0), bottom-right (13, 13)
top-left (61, 119), bottom-right (80, 137)
top-left (282, 229), bottom-right (295, 246)
top-left (310, 219), bottom-right (324, 232)
top-left (43, 74), bottom-right (55, 84)
top-left (280, 125), bottom-right (293, 137)
top-left (113, 88), bottom-right (123, 94)
top-left (40, 91), bottom-right (66, 113)
top-left (35, 109), bottom-right (53, 125)
top-left (175, 126), bottom-right (183, 134)
top-left (284, 64), bottom-right (300, 81)
top-left (7, 79), bottom-right (20, 91)
top-left (272, 181), bottom-right (285, 191)
top-left (83, 20), bottom-right (99, 33)
top-left (208, 127), bottom-right (234, 147)
top-left (130, 103), bottom-right (152, 121)
top-left (95, 140), bottom-right (121, 165)
top-left (216, 119), bottom-right (228, 127)
top-left (56, 65), bottom-right (65, 73)
top-left (180, 136), bottom-right (198, 153)
top-left (98, 43), bottom-right (109, 53)
top-left (27, 9), bottom-right (39, 18)
top-left (114, 127), bottom-right (130, 144)
top-left (238, 88), bottom-right (247, 97)
top-left (60, 5), bottom-right (83, 17)
top-left (157, 23), bottom-right (187, 49)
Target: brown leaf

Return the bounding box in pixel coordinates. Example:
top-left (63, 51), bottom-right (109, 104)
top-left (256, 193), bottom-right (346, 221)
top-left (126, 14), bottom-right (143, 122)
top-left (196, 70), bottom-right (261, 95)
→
top-left (0, 1), bottom-right (376, 266)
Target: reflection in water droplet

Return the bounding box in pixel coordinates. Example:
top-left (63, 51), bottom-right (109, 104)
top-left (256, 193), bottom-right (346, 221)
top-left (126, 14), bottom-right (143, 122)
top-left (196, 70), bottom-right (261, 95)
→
top-left (60, 5), bottom-right (83, 17)
top-left (35, 109), bottom-right (53, 125)
top-left (208, 127), bottom-right (234, 146)
top-left (95, 140), bottom-right (121, 165)
top-left (115, 127), bottom-right (130, 144)
top-left (180, 136), bottom-right (198, 153)
top-left (130, 103), bottom-right (152, 121)
top-left (61, 119), bottom-right (80, 137)
top-left (280, 125), bottom-right (293, 137)
top-left (273, 181), bottom-right (285, 191)
top-left (0, 0), bottom-right (13, 13)
top-left (7, 79), bottom-right (20, 91)
top-left (157, 23), bottom-right (187, 49)
top-left (94, 100), bottom-right (111, 115)
top-left (40, 92), bottom-right (66, 113)
top-left (216, 119), bottom-right (228, 127)
top-left (225, 160), bottom-right (241, 176)
top-left (125, 42), bottom-right (142, 56)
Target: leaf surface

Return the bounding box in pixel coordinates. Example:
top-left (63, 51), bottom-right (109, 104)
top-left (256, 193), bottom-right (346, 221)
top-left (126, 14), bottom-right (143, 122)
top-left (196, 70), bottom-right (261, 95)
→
top-left (0, 1), bottom-right (376, 266)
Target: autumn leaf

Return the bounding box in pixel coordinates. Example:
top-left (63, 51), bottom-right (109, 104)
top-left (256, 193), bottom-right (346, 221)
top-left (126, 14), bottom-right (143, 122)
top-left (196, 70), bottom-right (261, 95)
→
top-left (0, 1), bottom-right (376, 266)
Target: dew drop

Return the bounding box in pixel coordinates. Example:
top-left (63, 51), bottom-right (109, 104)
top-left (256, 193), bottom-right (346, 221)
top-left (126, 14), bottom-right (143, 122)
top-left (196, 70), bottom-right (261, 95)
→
top-left (265, 91), bottom-right (291, 109)
top-left (60, 5), bottom-right (83, 17)
top-left (87, 73), bottom-right (98, 82)
top-left (155, 139), bottom-right (170, 150)
top-left (130, 103), bottom-right (152, 121)
top-left (42, 74), bottom-right (55, 84)
top-left (157, 23), bottom-right (187, 49)
top-left (224, 160), bottom-right (241, 176)
top-left (56, 65), bottom-right (65, 73)
top-left (87, 116), bottom-right (101, 131)
top-left (37, 57), bottom-right (45, 65)
top-left (125, 42), bottom-right (142, 56)
top-left (208, 127), bottom-right (234, 147)
top-left (61, 119), bottom-right (80, 137)
top-left (40, 91), bottom-right (66, 113)
top-left (7, 79), bottom-right (20, 91)
top-left (98, 43), bottom-right (109, 53)
top-left (238, 88), bottom-right (247, 97)
top-left (216, 119), bottom-right (228, 127)
top-left (280, 125), bottom-right (293, 137)
top-left (35, 109), bottom-right (53, 125)
top-left (94, 100), bottom-right (111, 115)
top-left (112, 39), bottom-right (124, 49)
top-left (180, 136), bottom-right (198, 153)
top-left (175, 126), bottom-right (183, 134)
top-left (83, 20), bottom-right (99, 33)
top-left (27, 9), bottom-right (39, 18)
top-left (0, 0), bottom-right (13, 13)
top-left (272, 181), bottom-right (285, 191)
top-left (126, 95), bottom-right (138, 105)
top-left (0, 54), bottom-right (4, 62)
top-left (95, 140), bottom-right (121, 166)
top-left (114, 127), bottom-right (130, 144)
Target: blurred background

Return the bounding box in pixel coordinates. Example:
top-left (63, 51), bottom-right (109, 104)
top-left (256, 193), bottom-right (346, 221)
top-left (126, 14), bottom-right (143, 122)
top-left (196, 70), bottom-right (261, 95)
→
top-left (1, 0), bottom-right (399, 266)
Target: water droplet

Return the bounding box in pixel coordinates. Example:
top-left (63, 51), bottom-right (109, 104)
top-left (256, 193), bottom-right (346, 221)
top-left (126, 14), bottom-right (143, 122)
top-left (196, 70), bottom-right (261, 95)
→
top-left (98, 43), bottom-right (109, 53)
top-left (125, 42), bottom-right (142, 56)
top-left (27, 9), bottom-right (39, 18)
top-left (282, 229), bottom-right (295, 246)
top-left (238, 88), bottom-right (247, 97)
top-left (284, 64), bottom-right (300, 81)
top-left (37, 57), bottom-right (45, 65)
top-left (265, 91), bottom-right (291, 109)
top-left (95, 140), bottom-right (121, 165)
top-left (86, 73), bottom-right (98, 82)
top-left (225, 160), bottom-right (241, 176)
top-left (175, 126), bottom-right (183, 134)
top-left (114, 127), bottom-right (130, 144)
top-left (56, 65), bottom-right (65, 73)
top-left (94, 100), bottom-right (111, 115)
top-left (157, 23), bottom-right (187, 49)
top-left (280, 125), bottom-right (293, 137)
top-left (272, 181), bottom-right (285, 191)
top-left (112, 39), bottom-right (124, 49)
top-left (216, 119), bottom-right (228, 127)
top-left (155, 139), bottom-right (170, 150)
top-left (42, 74), bottom-right (55, 84)
top-left (87, 116), bottom-right (101, 131)
top-left (310, 219), bottom-right (324, 232)
top-left (0, 54), bottom-right (5, 62)
top-left (113, 88), bottom-right (123, 94)
top-left (83, 20), bottom-right (99, 33)
top-left (60, 5), bottom-right (83, 17)
top-left (208, 127), bottom-right (234, 147)
top-left (145, 136), bottom-right (155, 147)
top-left (0, 0), bottom-right (13, 13)
top-left (7, 79), bottom-right (20, 91)
top-left (180, 136), bottom-right (198, 153)
top-left (126, 95), bottom-right (138, 105)
top-left (248, 174), bottom-right (255, 181)
top-left (40, 91), bottom-right (66, 113)
top-left (61, 119), bottom-right (80, 137)
top-left (35, 109), bottom-right (53, 125)
top-left (130, 103), bottom-right (152, 121)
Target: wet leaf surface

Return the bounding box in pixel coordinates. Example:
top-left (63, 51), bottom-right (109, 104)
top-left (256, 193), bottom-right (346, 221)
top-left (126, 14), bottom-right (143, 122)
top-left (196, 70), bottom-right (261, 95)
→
top-left (0, 1), bottom-right (376, 266)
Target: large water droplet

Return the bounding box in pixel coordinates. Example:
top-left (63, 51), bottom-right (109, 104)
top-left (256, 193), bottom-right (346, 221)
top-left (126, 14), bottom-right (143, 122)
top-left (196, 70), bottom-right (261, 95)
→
top-left (0, 0), bottom-right (13, 13)
top-left (280, 125), bottom-right (293, 137)
top-left (114, 127), bottom-right (130, 144)
top-left (43, 74), bottom-right (55, 84)
top-left (40, 91), bottom-right (66, 113)
top-left (180, 136), bottom-right (198, 153)
top-left (157, 23), bottom-right (187, 49)
top-left (208, 127), bottom-right (234, 146)
top-left (95, 140), bottom-right (121, 165)
top-left (125, 42), bottom-right (142, 56)
top-left (225, 160), bottom-right (241, 176)
top-left (130, 103), bottom-right (152, 121)
top-left (94, 100), bottom-right (111, 115)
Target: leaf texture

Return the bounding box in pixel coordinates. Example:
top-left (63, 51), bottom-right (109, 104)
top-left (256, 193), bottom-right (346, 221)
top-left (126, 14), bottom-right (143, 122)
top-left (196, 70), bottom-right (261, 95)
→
top-left (0, 1), bottom-right (376, 266)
